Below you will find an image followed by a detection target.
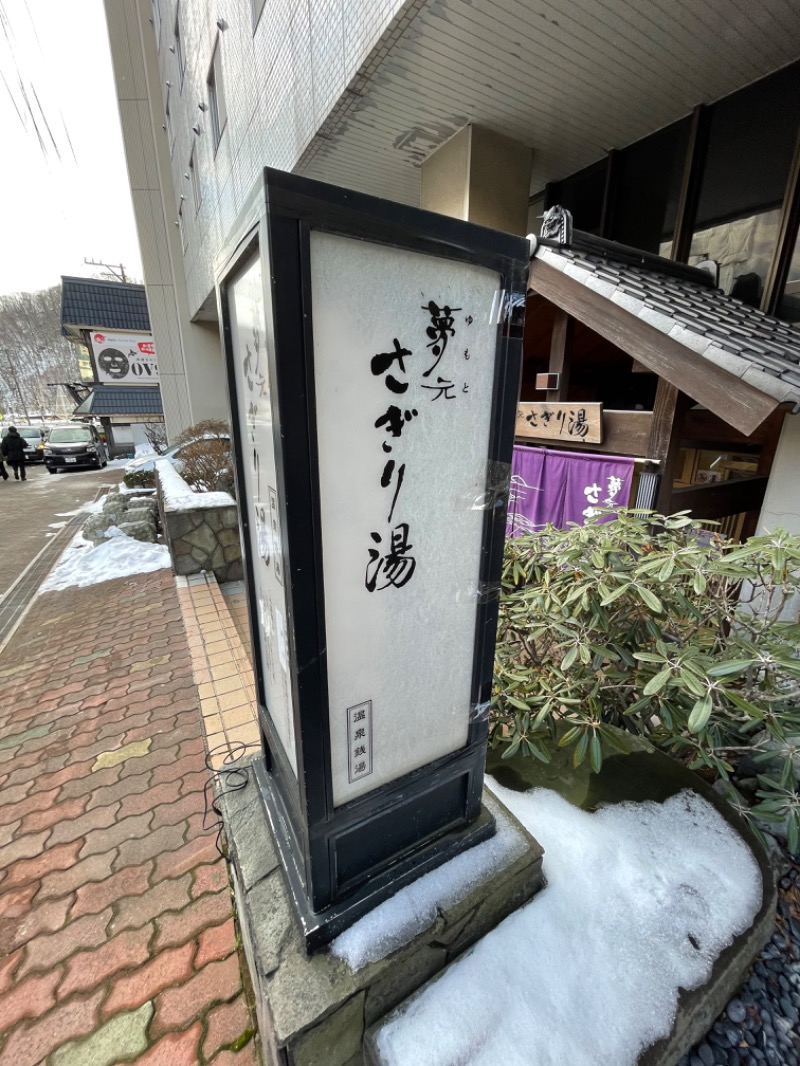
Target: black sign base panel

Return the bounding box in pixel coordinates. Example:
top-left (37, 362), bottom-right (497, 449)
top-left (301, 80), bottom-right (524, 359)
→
top-left (253, 757), bottom-right (496, 953)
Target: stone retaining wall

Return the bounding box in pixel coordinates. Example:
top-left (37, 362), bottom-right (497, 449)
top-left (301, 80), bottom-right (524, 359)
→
top-left (221, 763), bottom-right (545, 1066)
top-left (156, 462), bottom-right (243, 583)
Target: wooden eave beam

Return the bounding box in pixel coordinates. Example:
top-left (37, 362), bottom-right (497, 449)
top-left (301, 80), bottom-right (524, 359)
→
top-left (527, 258), bottom-right (778, 437)
top-left (515, 409), bottom-right (651, 456)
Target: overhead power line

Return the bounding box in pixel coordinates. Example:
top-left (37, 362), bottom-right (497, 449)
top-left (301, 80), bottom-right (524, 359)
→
top-left (0, 0), bottom-right (77, 165)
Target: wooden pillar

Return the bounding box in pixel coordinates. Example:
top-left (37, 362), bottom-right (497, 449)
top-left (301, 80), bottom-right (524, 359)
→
top-left (546, 309), bottom-right (574, 402)
top-left (648, 381), bottom-right (691, 514)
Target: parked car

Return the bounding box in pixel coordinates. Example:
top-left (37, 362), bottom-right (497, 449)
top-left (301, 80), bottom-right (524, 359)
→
top-left (1, 425), bottom-right (46, 463)
top-left (44, 425), bottom-right (108, 472)
top-left (123, 434), bottom-right (230, 477)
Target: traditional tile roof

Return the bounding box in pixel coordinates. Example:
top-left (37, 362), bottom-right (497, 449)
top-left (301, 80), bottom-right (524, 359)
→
top-left (60, 276), bottom-right (150, 337)
top-left (530, 231), bottom-right (800, 410)
top-left (72, 386), bottom-right (163, 418)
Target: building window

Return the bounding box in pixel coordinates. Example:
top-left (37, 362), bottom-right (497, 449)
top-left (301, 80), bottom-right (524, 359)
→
top-left (252, 0), bottom-right (267, 30)
top-left (152, 0), bottom-right (161, 47)
top-left (610, 118), bottom-right (691, 257)
top-left (689, 62), bottom-right (800, 299)
top-left (207, 40), bottom-right (227, 149)
top-left (175, 4), bottom-right (186, 90)
top-left (178, 202), bottom-right (188, 254)
top-left (165, 92), bottom-right (174, 158)
top-left (546, 159), bottom-right (607, 236)
top-left (189, 148), bottom-right (201, 212)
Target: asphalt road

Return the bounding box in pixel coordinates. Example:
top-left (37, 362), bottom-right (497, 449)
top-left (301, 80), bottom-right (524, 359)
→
top-left (0, 458), bottom-right (123, 598)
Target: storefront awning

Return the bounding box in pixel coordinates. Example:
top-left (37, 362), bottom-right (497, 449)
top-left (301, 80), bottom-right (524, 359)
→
top-left (72, 386), bottom-right (162, 418)
top-left (60, 276), bottom-right (150, 341)
top-left (527, 231), bottom-right (800, 437)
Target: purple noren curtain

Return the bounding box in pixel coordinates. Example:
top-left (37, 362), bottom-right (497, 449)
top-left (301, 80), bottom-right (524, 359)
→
top-left (506, 445), bottom-right (635, 537)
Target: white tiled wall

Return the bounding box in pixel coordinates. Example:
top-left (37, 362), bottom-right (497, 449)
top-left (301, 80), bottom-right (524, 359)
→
top-left (105, 0), bottom-right (196, 438)
top-left (148, 0), bottom-right (409, 317)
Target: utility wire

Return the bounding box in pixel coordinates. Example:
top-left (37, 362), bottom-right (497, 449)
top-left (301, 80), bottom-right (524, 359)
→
top-left (0, 0), bottom-right (76, 165)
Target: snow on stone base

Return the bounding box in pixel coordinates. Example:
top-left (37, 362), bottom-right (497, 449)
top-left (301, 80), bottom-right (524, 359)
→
top-left (370, 784), bottom-right (762, 1066)
top-left (331, 801), bottom-right (529, 971)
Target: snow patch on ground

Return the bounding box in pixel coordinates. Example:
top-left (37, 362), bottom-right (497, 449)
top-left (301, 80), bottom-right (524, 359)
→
top-left (39, 530), bottom-right (170, 593)
top-left (48, 521), bottom-right (67, 529)
top-left (55, 497), bottom-right (104, 517)
top-left (331, 803), bottom-right (527, 971)
top-left (372, 784), bottom-right (762, 1066)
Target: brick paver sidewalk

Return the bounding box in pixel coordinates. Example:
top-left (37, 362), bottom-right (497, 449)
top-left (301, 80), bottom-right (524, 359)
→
top-left (0, 570), bottom-right (259, 1065)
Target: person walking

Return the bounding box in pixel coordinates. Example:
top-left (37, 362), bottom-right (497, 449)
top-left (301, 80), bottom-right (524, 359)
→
top-left (1, 426), bottom-right (27, 481)
top-left (0, 453), bottom-right (8, 481)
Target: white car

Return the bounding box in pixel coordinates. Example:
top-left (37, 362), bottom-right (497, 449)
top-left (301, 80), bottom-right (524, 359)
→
top-left (124, 441), bottom-right (184, 476)
top-left (123, 434), bottom-right (231, 476)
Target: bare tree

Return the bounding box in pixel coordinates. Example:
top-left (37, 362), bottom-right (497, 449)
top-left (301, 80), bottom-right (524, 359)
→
top-left (0, 287), bottom-right (79, 421)
top-left (143, 420), bottom-right (168, 453)
top-left (175, 419), bottom-right (232, 492)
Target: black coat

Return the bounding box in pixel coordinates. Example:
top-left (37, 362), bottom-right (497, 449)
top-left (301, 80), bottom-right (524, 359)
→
top-left (1, 431), bottom-right (26, 463)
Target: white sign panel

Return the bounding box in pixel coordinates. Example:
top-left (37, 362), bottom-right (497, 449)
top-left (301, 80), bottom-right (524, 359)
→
top-left (90, 332), bottom-right (160, 385)
top-left (310, 232), bottom-right (502, 805)
top-left (228, 255), bottom-right (297, 775)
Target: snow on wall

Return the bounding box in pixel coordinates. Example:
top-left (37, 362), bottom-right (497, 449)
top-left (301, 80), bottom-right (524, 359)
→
top-left (155, 459), bottom-right (235, 512)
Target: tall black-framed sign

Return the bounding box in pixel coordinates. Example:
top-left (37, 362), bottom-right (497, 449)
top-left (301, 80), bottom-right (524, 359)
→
top-left (217, 168), bottom-right (528, 949)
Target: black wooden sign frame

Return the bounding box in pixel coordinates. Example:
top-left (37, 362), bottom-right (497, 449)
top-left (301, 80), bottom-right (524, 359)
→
top-left (217, 168), bottom-right (527, 949)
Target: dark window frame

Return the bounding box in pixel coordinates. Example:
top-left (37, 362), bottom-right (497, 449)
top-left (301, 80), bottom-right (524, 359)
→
top-left (178, 200), bottom-right (189, 254)
top-left (151, 0), bottom-right (162, 48)
top-left (189, 147), bottom-right (201, 213)
top-left (546, 60), bottom-right (800, 322)
top-left (165, 89), bottom-right (175, 158)
top-left (174, 4), bottom-right (186, 92)
top-left (207, 36), bottom-right (227, 151)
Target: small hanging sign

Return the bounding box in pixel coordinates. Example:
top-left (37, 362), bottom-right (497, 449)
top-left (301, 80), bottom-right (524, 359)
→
top-left (516, 402), bottom-right (603, 444)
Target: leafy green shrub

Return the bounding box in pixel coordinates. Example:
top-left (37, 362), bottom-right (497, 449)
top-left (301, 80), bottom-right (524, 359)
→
top-left (123, 469), bottom-right (156, 489)
top-left (492, 509), bottom-right (800, 852)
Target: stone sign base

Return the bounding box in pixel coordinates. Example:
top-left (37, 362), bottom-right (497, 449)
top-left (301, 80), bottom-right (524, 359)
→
top-left (220, 758), bottom-right (544, 1066)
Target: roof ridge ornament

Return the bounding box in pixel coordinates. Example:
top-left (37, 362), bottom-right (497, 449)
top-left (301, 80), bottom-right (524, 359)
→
top-left (540, 205), bottom-right (573, 246)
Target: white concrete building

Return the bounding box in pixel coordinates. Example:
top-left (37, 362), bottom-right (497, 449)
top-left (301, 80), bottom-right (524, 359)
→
top-left (104, 0), bottom-right (800, 536)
